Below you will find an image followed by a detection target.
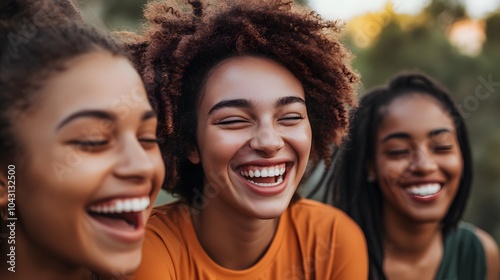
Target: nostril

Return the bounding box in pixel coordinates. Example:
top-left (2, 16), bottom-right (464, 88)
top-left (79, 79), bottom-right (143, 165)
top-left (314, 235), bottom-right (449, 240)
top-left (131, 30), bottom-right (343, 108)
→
top-left (249, 128), bottom-right (284, 153)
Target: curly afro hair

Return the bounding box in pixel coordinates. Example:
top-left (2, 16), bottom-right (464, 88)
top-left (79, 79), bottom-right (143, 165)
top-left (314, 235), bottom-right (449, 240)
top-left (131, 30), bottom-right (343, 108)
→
top-left (123, 0), bottom-right (359, 205)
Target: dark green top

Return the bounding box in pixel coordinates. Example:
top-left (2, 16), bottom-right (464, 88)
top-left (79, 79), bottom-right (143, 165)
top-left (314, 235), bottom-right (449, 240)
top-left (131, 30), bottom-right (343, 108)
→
top-left (435, 222), bottom-right (486, 280)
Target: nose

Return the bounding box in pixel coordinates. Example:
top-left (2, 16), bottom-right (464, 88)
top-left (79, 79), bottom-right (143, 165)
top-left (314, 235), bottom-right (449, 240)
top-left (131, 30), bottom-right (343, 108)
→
top-left (408, 148), bottom-right (438, 175)
top-left (249, 123), bottom-right (284, 156)
top-left (114, 135), bottom-right (156, 181)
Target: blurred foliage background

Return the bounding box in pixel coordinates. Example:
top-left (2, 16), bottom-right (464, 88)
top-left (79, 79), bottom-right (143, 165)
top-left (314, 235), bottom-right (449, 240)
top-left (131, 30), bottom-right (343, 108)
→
top-left (76, 0), bottom-right (500, 244)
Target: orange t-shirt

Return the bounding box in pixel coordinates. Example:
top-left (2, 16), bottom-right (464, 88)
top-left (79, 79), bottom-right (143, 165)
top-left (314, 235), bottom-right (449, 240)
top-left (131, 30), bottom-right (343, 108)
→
top-left (133, 198), bottom-right (368, 279)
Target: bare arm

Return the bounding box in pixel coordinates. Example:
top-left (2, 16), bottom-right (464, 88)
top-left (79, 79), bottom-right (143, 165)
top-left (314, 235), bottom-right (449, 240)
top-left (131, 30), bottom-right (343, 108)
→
top-left (475, 228), bottom-right (500, 280)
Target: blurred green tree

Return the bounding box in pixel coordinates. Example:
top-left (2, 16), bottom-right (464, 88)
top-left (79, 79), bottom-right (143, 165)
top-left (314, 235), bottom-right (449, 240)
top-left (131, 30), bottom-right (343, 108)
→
top-left (77, 0), bottom-right (308, 31)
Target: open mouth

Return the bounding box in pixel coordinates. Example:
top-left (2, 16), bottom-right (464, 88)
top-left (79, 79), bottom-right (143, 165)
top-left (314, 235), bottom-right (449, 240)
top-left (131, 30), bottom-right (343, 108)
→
top-left (238, 163), bottom-right (287, 187)
top-left (405, 183), bottom-right (442, 197)
top-left (87, 197), bottom-right (150, 231)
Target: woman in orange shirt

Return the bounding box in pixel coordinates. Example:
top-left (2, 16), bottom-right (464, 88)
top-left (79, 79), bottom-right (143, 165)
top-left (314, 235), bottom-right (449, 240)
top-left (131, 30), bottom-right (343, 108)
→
top-left (126, 0), bottom-right (368, 279)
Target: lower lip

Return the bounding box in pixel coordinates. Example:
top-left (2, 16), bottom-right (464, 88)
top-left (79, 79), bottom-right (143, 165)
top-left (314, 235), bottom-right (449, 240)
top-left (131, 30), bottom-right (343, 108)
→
top-left (405, 188), bottom-right (442, 203)
top-left (87, 212), bottom-right (146, 244)
top-left (239, 171), bottom-right (290, 196)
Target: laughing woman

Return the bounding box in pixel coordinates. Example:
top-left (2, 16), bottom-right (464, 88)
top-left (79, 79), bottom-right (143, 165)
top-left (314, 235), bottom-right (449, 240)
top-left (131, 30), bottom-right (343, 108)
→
top-left (325, 72), bottom-right (500, 280)
top-left (0, 1), bottom-right (164, 279)
top-left (124, 0), bottom-right (367, 279)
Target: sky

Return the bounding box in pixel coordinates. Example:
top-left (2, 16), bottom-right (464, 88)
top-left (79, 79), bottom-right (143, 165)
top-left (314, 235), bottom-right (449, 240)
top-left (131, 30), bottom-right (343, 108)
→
top-left (309, 0), bottom-right (500, 20)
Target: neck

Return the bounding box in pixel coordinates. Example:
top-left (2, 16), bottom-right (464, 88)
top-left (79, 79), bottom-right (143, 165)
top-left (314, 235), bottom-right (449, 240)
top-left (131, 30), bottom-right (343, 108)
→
top-left (191, 199), bottom-right (279, 270)
top-left (0, 224), bottom-right (90, 280)
top-left (383, 208), bottom-right (442, 261)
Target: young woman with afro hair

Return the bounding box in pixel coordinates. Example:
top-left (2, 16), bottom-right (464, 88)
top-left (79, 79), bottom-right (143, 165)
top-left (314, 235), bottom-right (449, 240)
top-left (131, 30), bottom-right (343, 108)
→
top-left (124, 1), bottom-right (368, 279)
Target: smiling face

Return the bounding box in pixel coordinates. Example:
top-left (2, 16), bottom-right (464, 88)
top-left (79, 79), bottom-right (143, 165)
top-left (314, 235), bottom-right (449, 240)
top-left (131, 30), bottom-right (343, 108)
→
top-left (369, 94), bottom-right (463, 224)
top-left (11, 52), bottom-right (165, 276)
top-left (189, 56), bottom-right (312, 219)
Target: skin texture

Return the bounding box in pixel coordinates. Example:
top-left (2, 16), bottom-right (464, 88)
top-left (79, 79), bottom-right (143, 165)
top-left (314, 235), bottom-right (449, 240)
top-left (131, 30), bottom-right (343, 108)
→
top-left (0, 52), bottom-right (165, 280)
top-left (368, 93), bottom-right (499, 280)
top-left (370, 94), bottom-right (462, 225)
top-left (369, 94), bottom-right (461, 280)
top-left (126, 0), bottom-right (359, 202)
top-left (475, 228), bottom-right (500, 280)
top-left (188, 56), bottom-right (312, 270)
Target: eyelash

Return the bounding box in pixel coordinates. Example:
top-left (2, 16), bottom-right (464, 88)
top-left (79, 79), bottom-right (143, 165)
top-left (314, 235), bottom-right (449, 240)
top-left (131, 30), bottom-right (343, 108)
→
top-left (69, 138), bottom-right (159, 150)
top-left (280, 115), bottom-right (304, 121)
top-left (216, 119), bottom-right (248, 125)
top-left (70, 140), bottom-right (108, 147)
top-left (433, 145), bottom-right (453, 152)
top-left (386, 150), bottom-right (410, 157)
top-left (386, 144), bottom-right (453, 157)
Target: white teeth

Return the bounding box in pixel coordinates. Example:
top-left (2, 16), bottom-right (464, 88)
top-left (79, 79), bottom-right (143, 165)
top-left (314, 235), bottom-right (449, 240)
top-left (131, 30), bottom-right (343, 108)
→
top-left (406, 184), bottom-right (441, 197)
top-left (247, 177), bottom-right (284, 187)
top-left (261, 168), bottom-right (268, 177)
top-left (89, 197), bottom-right (150, 214)
top-left (269, 168), bottom-right (275, 177)
top-left (242, 165), bottom-right (286, 178)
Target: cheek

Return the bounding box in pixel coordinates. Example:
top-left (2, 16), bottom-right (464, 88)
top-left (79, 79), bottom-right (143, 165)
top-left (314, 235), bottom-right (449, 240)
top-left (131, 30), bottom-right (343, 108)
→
top-left (200, 130), bottom-right (249, 161)
top-left (151, 151), bottom-right (166, 187)
top-left (375, 158), bottom-right (410, 187)
top-left (440, 153), bottom-right (463, 181)
top-left (284, 123), bottom-right (312, 155)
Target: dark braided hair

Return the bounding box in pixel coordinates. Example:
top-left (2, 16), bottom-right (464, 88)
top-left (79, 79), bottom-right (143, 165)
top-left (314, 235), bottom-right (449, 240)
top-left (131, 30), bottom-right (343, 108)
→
top-left (323, 71), bottom-right (472, 280)
top-left (122, 0), bottom-right (359, 205)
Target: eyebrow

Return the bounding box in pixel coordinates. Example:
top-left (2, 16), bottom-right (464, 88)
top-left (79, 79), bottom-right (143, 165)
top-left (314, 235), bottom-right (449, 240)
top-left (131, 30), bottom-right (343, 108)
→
top-left (208, 99), bottom-right (252, 116)
top-left (428, 128), bottom-right (451, 137)
top-left (207, 96), bottom-right (306, 116)
top-left (381, 128), bottom-right (452, 143)
top-left (56, 110), bottom-right (156, 131)
top-left (276, 96), bottom-right (306, 107)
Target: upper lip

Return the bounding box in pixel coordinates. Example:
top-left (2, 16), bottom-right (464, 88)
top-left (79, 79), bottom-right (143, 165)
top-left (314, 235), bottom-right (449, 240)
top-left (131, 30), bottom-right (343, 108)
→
top-left (234, 158), bottom-right (292, 169)
top-left (402, 179), bottom-right (445, 187)
top-left (86, 186), bottom-right (153, 208)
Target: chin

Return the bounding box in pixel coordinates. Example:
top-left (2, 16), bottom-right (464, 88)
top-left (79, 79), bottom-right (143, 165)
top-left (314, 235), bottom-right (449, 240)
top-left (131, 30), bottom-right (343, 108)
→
top-left (246, 201), bottom-right (290, 220)
top-left (90, 252), bottom-right (142, 278)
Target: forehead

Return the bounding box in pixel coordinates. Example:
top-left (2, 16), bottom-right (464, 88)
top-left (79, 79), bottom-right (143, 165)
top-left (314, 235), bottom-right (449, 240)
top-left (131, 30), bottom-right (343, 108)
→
top-left (30, 52), bottom-right (149, 120)
top-left (378, 94), bottom-right (455, 136)
top-left (199, 56), bottom-right (304, 106)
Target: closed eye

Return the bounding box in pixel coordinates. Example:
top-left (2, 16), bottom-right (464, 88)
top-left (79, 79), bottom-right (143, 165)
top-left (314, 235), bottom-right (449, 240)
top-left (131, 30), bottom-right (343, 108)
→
top-left (139, 138), bottom-right (159, 143)
top-left (139, 138), bottom-right (159, 149)
top-left (386, 150), bottom-right (410, 157)
top-left (279, 114), bottom-right (304, 125)
top-left (215, 118), bottom-right (250, 126)
top-left (69, 139), bottom-right (109, 152)
top-left (433, 145), bottom-right (453, 152)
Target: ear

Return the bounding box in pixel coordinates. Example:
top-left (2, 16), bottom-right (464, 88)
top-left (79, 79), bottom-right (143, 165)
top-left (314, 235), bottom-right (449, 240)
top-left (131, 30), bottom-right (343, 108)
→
top-left (187, 146), bottom-right (201, 164)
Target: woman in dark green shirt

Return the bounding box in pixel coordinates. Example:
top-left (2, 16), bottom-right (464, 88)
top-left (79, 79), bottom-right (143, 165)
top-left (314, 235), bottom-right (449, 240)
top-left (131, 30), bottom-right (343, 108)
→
top-left (324, 72), bottom-right (499, 280)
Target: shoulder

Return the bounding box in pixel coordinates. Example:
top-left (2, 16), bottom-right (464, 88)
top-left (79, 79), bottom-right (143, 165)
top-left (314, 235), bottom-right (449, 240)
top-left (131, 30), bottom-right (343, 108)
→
top-left (288, 198), bottom-right (361, 228)
top-left (148, 201), bottom-right (192, 232)
top-left (474, 227), bottom-right (500, 280)
top-left (287, 199), bottom-right (368, 279)
top-left (134, 201), bottom-right (191, 279)
top-left (143, 201), bottom-right (192, 257)
top-left (287, 198), bottom-right (366, 245)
